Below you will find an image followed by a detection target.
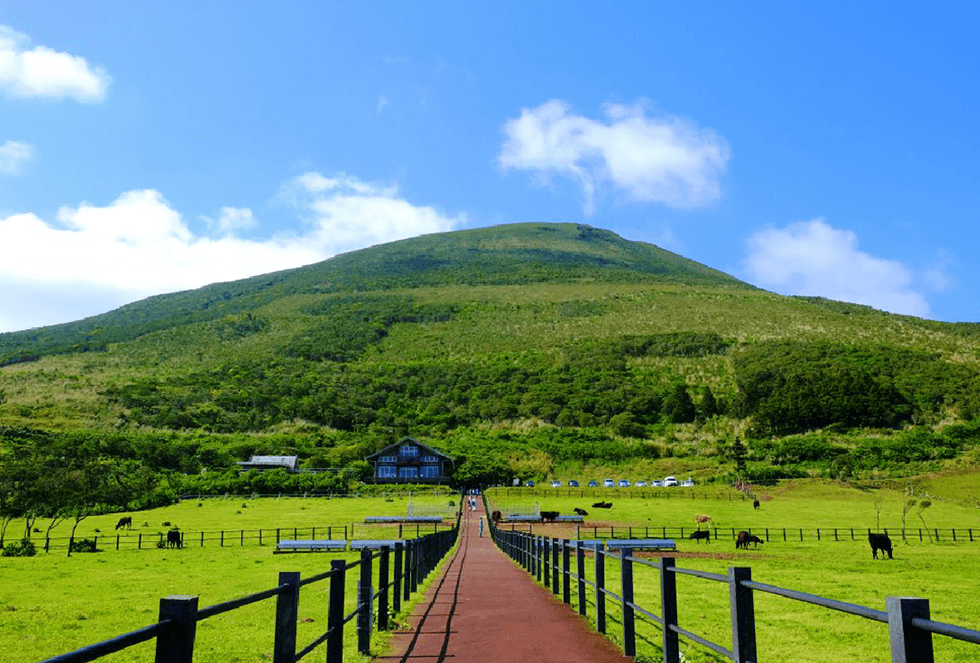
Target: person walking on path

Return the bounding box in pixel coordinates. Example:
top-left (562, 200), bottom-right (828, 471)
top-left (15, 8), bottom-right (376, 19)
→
top-left (478, 516), bottom-right (483, 537)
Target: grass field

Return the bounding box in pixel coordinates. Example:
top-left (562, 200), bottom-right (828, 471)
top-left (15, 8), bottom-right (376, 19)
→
top-left (0, 494), bottom-right (459, 663)
top-left (486, 481), bottom-right (980, 663)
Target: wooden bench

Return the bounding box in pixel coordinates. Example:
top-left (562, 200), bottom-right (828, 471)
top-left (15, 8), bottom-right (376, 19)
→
top-left (349, 539), bottom-right (405, 550)
top-left (274, 539), bottom-right (347, 554)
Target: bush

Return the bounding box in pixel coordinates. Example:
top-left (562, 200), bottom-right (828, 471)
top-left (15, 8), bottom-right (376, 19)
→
top-left (1, 539), bottom-right (37, 557)
top-left (69, 538), bottom-right (99, 554)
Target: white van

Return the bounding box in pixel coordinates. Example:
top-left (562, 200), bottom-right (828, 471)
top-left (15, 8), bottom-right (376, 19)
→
top-left (663, 476), bottom-right (679, 487)
top-left (602, 478), bottom-right (615, 488)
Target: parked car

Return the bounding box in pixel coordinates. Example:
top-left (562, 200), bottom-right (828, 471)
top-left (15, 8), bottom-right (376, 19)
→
top-left (618, 479), bottom-right (630, 487)
top-left (663, 476), bottom-right (679, 487)
top-left (634, 480), bottom-right (647, 487)
top-left (588, 480), bottom-right (599, 488)
top-left (568, 479), bottom-right (580, 487)
top-left (551, 480), bottom-right (562, 488)
top-left (603, 478), bottom-right (615, 488)
top-left (525, 480), bottom-right (536, 487)
top-left (681, 478), bottom-right (695, 487)
top-left (651, 480), bottom-right (663, 487)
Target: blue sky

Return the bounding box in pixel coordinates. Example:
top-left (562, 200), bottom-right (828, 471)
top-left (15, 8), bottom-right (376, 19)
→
top-left (1, 2), bottom-right (979, 332)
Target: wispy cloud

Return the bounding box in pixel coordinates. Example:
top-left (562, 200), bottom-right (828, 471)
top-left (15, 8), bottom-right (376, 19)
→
top-left (286, 171), bottom-right (465, 255)
top-left (0, 140), bottom-right (34, 174)
top-left (499, 100), bottom-right (730, 215)
top-left (376, 94), bottom-right (391, 115)
top-left (742, 218), bottom-right (933, 317)
top-left (0, 174), bottom-right (466, 331)
top-left (0, 26), bottom-right (110, 102)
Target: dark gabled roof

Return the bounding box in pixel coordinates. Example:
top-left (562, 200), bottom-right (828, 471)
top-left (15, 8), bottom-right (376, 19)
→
top-left (365, 437), bottom-right (453, 462)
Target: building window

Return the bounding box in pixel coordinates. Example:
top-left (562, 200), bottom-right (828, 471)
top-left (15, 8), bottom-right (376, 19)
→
top-left (399, 467), bottom-right (419, 479)
top-left (399, 444), bottom-right (419, 457)
top-left (379, 455), bottom-right (397, 463)
top-left (421, 455), bottom-right (440, 463)
top-left (421, 465), bottom-right (441, 478)
top-left (377, 466), bottom-right (397, 478)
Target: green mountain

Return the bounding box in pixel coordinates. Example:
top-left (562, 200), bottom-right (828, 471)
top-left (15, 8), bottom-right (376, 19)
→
top-left (2, 222), bottom-right (980, 495)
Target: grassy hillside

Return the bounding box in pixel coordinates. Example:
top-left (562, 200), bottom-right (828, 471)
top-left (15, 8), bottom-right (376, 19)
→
top-left (1, 222), bottom-right (980, 503)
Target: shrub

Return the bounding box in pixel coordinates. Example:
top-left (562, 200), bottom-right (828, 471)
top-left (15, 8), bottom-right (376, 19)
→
top-left (1, 539), bottom-right (37, 557)
top-left (69, 538), bottom-right (99, 554)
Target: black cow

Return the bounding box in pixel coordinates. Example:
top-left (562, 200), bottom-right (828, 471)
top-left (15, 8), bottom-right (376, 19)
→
top-left (115, 516), bottom-right (132, 530)
top-left (573, 507), bottom-right (588, 516)
top-left (752, 499), bottom-right (760, 510)
top-left (491, 510), bottom-right (502, 523)
top-left (736, 530), bottom-right (764, 549)
top-left (166, 529), bottom-right (183, 549)
top-left (689, 530), bottom-right (710, 544)
top-left (591, 501), bottom-right (612, 509)
top-left (540, 511), bottom-right (560, 522)
top-left (869, 533), bottom-right (893, 559)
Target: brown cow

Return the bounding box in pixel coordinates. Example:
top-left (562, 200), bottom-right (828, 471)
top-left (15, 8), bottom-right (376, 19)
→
top-left (736, 530), bottom-right (764, 549)
top-left (491, 510), bottom-right (502, 523)
top-left (573, 507), bottom-right (588, 516)
top-left (115, 516), bottom-right (132, 530)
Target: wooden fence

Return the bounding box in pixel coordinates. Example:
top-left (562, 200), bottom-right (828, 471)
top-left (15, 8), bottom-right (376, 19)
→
top-left (490, 524), bottom-right (980, 663)
top-left (490, 522), bottom-right (979, 545)
top-left (11, 520), bottom-right (452, 554)
top-left (38, 519), bottom-right (459, 663)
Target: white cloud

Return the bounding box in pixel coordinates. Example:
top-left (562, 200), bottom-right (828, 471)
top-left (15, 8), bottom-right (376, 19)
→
top-left (376, 94), bottom-right (390, 114)
top-left (287, 171), bottom-right (465, 254)
top-left (742, 218), bottom-right (933, 317)
top-left (0, 140), bottom-right (34, 174)
top-left (0, 26), bottom-right (110, 102)
top-left (499, 100), bottom-right (730, 214)
top-left (0, 175), bottom-right (466, 332)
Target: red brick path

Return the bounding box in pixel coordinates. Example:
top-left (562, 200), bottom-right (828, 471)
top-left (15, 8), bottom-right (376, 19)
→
top-left (377, 508), bottom-right (631, 663)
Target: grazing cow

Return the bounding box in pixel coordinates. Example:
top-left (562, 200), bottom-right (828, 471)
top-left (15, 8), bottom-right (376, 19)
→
top-left (591, 501), bottom-right (613, 509)
top-left (491, 510), bottom-right (502, 523)
top-left (166, 530), bottom-right (183, 549)
top-left (540, 511), bottom-right (560, 522)
top-left (868, 533), bottom-right (893, 560)
top-left (689, 530), bottom-right (710, 543)
top-left (573, 507), bottom-right (588, 516)
top-left (736, 531), bottom-right (764, 549)
top-left (753, 499), bottom-right (760, 510)
top-left (115, 516), bottom-right (133, 530)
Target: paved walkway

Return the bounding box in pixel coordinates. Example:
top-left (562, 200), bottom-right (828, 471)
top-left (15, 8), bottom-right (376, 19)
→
top-left (377, 508), bottom-right (630, 663)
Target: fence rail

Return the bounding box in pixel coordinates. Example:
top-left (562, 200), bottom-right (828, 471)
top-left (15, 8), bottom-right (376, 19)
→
top-left (573, 524), bottom-right (978, 544)
top-left (7, 520), bottom-right (454, 554)
top-left (38, 511), bottom-right (460, 663)
top-left (490, 520), bottom-right (980, 663)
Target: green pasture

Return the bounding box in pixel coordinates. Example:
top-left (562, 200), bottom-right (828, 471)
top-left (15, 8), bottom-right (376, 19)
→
top-left (0, 495), bottom-right (458, 663)
top-left (487, 481), bottom-right (980, 662)
top-left (488, 480), bottom-right (980, 533)
top-left (5, 492), bottom-right (458, 551)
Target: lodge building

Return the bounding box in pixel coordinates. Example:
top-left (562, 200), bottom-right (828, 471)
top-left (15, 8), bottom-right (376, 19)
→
top-left (365, 437), bottom-right (453, 483)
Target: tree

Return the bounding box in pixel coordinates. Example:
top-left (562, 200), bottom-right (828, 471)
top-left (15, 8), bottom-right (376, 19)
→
top-left (664, 384), bottom-right (696, 424)
top-left (729, 437), bottom-right (748, 481)
top-left (916, 500), bottom-right (933, 542)
top-left (901, 498), bottom-right (916, 544)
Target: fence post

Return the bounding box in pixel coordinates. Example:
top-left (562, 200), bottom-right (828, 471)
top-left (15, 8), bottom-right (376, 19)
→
top-left (379, 546), bottom-right (390, 631)
top-left (887, 597), bottom-right (933, 663)
top-left (394, 541), bottom-right (403, 614)
top-left (621, 547), bottom-right (636, 657)
top-left (536, 536), bottom-right (543, 582)
top-left (595, 542), bottom-right (606, 633)
top-left (273, 572), bottom-right (300, 663)
top-left (562, 540), bottom-right (571, 605)
top-left (660, 557), bottom-right (680, 663)
top-left (404, 540), bottom-right (413, 602)
top-left (156, 595), bottom-right (198, 663)
top-left (543, 536), bottom-right (552, 588)
top-left (729, 567), bottom-right (756, 663)
top-left (576, 540), bottom-right (586, 616)
top-left (552, 539), bottom-right (560, 595)
top-left (358, 547), bottom-right (373, 654)
top-left (326, 560), bottom-right (346, 663)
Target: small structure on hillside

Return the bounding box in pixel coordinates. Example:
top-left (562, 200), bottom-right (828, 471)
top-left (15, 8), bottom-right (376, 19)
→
top-left (365, 437), bottom-right (453, 483)
top-left (236, 455), bottom-right (299, 472)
